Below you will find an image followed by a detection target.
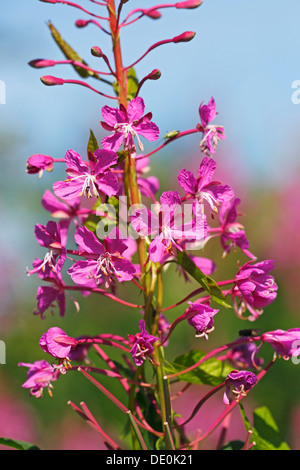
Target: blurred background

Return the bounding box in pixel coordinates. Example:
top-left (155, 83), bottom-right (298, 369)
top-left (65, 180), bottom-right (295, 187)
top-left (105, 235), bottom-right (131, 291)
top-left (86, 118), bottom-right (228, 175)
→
top-left (1, 0), bottom-right (300, 450)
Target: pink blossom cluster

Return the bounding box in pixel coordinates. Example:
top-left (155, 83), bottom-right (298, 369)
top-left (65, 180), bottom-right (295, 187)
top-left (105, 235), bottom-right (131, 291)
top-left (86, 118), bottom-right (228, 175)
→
top-left (18, 0), bottom-right (300, 451)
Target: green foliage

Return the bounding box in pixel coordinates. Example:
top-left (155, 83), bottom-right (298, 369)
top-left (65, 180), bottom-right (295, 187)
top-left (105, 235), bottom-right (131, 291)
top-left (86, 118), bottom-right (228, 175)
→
top-left (113, 67), bottom-right (139, 101)
top-left (176, 251), bottom-right (232, 308)
top-left (239, 403), bottom-right (290, 450)
top-left (87, 129), bottom-right (99, 156)
top-left (164, 349), bottom-right (232, 385)
top-left (0, 437), bottom-right (40, 451)
top-left (47, 21), bottom-right (98, 79)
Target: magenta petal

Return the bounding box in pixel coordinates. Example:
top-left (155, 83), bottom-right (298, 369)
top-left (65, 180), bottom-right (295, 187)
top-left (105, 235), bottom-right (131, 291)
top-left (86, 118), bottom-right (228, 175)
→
top-left (53, 178), bottom-right (83, 200)
top-left (160, 190), bottom-right (181, 208)
top-left (41, 190), bottom-right (69, 215)
top-left (36, 285), bottom-right (61, 316)
top-left (148, 234), bottom-right (168, 263)
top-left (68, 259), bottom-right (101, 288)
top-left (131, 207), bottom-right (159, 237)
top-left (127, 97), bottom-right (145, 122)
top-left (207, 183), bottom-right (234, 204)
top-left (104, 228), bottom-right (129, 255)
top-left (101, 132), bottom-right (125, 152)
top-left (94, 149), bottom-right (119, 172)
top-left (111, 257), bottom-right (136, 282)
top-left (96, 171), bottom-right (120, 197)
top-left (101, 105), bottom-right (127, 127)
top-left (138, 175), bottom-right (160, 197)
top-left (40, 327), bottom-right (72, 358)
top-left (178, 169), bottom-right (198, 195)
top-left (65, 149), bottom-right (89, 174)
top-left (198, 156), bottom-right (217, 188)
top-left (74, 226), bottom-right (104, 254)
top-left (134, 121), bottom-right (160, 142)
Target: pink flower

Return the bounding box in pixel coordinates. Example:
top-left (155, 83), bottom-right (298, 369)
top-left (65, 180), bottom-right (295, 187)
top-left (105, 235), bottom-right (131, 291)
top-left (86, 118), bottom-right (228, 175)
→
top-left (100, 97), bottom-right (159, 153)
top-left (18, 360), bottom-right (61, 398)
top-left (68, 226), bottom-right (136, 290)
top-left (128, 320), bottom-right (158, 366)
top-left (26, 221), bottom-right (67, 276)
top-left (223, 370), bottom-right (257, 405)
top-left (31, 260), bottom-right (79, 318)
top-left (41, 190), bottom-right (88, 242)
top-left (185, 301), bottom-right (219, 339)
top-left (231, 260), bottom-right (278, 321)
top-left (53, 148), bottom-right (119, 201)
top-left (198, 97), bottom-right (225, 155)
top-left (26, 154), bottom-right (54, 178)
top-left (131, 191), bottom-right (207, 263)
top-left (224, 340), bottom-right (264, 370)
top-left (262, 328), bottom-right (300, 359)
top-left (218, 198), bottom-right (256, 259)
top-left (40, 327), bottom-right (78, 360)
top-left (178, 156), bottom-right (234, 216)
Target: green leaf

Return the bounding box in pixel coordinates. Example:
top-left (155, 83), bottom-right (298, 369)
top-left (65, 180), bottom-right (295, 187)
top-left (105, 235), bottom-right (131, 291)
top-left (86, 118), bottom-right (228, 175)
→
top-left (176, 251), bottom-right (231, 308)
top-left (113, 67), bottom-right (139, 100)
top-left (126, 68), bottom-right (139, 101)
top-left (47, 21), bottom-right (99, 80)
top-left (239, 404), bottom-right (291, 450)
top-left (220, 440), bottom-right (245, 450)
top-left (164, 130), bottom-right (180, 139)
top-left (0, 437), bottom-right (40, 450)
top-left (164, 350), bottom-right (232, 386)
top-left (87, 129), bottom-right (99, 156)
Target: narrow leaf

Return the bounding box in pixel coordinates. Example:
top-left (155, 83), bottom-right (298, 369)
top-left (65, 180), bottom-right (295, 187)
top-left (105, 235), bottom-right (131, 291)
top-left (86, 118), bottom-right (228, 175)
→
top-left (176, 251), bottom-right (231, 308)
top-left (165, 350), bottom-right (232, 386)
top-left (87, 129), bottom-right (99, 156)
top-left (0, 437), bottom-right (40, 451)
top-left (47, 21), bottom-right (99, 80)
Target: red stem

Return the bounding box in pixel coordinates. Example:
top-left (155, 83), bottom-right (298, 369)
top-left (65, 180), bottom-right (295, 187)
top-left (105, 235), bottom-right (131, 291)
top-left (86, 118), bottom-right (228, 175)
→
top-left (135, 128), bottom-right (200, 161)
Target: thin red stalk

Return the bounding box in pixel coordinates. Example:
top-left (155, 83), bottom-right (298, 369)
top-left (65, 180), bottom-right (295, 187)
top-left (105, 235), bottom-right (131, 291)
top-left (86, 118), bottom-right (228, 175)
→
top-left (135, 128), bottom-right (199, 161)
top-left (49, 59), bottom-right (114, 76)
top-left (88, 19), bottom-right (111, 35)
top-left (166, 336), bottom-right (262, 379)
top-left (63, 79), bottom-right (118, 99)
top-left (68, 400), bottom-right (121, 450)
top-left (55, 0), bottom-right (109, 20)
top-left (184, 357), bottom-right (276, 449)
top-left (93, 343), bottom-right (130, 391)
top-left (161, 282), bottom-right (234, 315)
top-left (69, 364), bottom-right (123, 378)
top-left (121, 4), bottom-right (175, 27)
top-left (64, 285), bottom-right (144, 309)
top-left (178, 382), bottom-right (226, 428)
top-left (124, 38), bottom-right (175, 71)
top-left (76, 337), bottom-right (131, 353)
top-left (78, 367), bottom-right (164, 437)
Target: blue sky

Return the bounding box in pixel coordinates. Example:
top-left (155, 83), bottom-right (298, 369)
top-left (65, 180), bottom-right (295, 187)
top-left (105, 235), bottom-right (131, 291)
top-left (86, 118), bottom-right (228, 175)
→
top-left (1, 0), bottom-right (300, 292)
top-left (1, 0), bottom-right (300, 182)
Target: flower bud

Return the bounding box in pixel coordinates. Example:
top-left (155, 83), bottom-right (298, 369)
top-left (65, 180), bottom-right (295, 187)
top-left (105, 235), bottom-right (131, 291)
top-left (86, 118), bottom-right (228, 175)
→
top-left (40, 75), bottom-right (64, 86)
top-left (147, 69), bottom-right (162, 80)
top-left (176, 0), bottom-right (203, 8)
top-left (172, 31), bottom-right (196, 43)
top-left (29, 59), bottom-right (56, 68)
top-left (39, 0), bottom-right (57, 3)
top-left (26, 154), bottom-right (54, 176)
top-left (75, 19), bottom-right (90, 28)
top-left (144, 9), bottom-right (162, 19)
top-left (91, 46), bottom-right (103, 58)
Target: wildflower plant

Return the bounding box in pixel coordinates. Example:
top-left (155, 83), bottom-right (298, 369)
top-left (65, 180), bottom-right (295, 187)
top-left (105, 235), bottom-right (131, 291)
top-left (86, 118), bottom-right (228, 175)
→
top-left (15, 0), bottom-right (298, 452)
